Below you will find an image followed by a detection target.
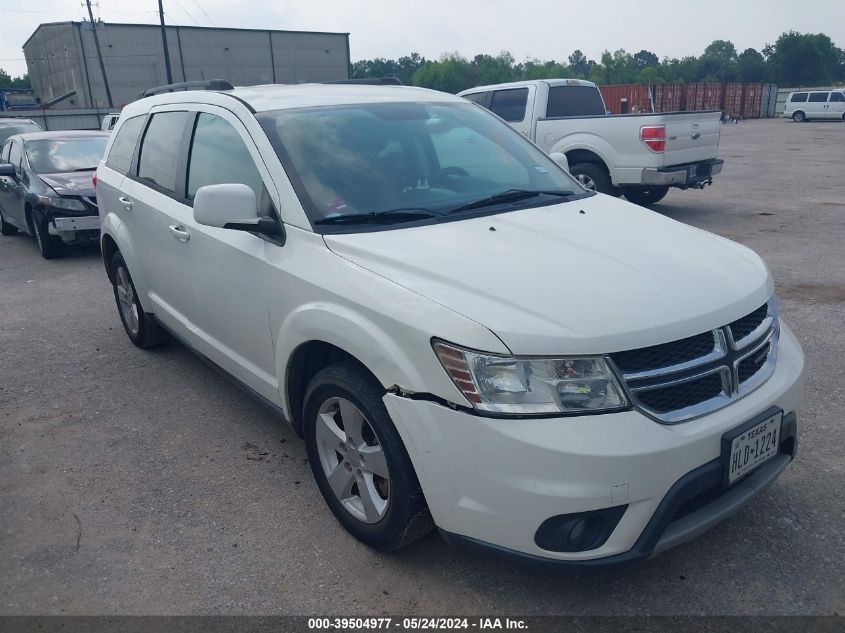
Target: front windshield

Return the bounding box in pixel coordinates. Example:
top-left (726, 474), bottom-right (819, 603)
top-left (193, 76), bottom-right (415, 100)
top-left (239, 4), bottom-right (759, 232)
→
top-left (25, 137), bottom-right (108, 174)
top-left (258, 101), bottom-right (585, 229)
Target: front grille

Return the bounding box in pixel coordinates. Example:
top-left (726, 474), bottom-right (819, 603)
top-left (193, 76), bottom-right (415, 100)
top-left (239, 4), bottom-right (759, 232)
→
top-left (728, 303), bottom-right (767, 342)
top-left (636, 372), bottom-right (724, 414)
top-left (610, 300), bottom-right (778, 423)
top-left (610, 331), bottom-right (716, 375)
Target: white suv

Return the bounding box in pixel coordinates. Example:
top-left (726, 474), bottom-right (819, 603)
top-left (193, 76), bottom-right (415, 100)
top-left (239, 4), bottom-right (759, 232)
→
top-left (96, 81), bottom-right (805, 567)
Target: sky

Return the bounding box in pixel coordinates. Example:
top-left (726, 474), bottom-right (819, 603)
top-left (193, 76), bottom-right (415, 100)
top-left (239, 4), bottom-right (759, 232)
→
top-left (3, 0), bottom-right (845, 77)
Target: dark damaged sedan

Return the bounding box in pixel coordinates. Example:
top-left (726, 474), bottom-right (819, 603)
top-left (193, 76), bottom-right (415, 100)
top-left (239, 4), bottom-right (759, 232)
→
top-left (0, 130), bottom-right (108, 258)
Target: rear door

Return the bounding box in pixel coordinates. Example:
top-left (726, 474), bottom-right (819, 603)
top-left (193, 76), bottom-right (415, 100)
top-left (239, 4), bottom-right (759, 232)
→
top-left (661, 112), bottom-right (721, 166)
top-left (0, 141), bottom-right (14, 222)
top-left (828, 91), bottom-right (845, 119)
top-left (3, 140), bottom-right (28, 228)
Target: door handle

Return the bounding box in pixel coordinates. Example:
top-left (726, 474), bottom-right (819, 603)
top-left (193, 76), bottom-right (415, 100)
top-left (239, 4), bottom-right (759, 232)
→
top-left (168, 224), bottom-right (191, 242)
top-left (118, 196), bottom-right (133, 210)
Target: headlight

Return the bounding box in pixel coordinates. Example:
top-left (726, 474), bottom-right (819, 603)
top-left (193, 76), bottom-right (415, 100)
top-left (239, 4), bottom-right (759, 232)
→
top-left (433, 340), bottom-right (628, 415)
top-left (37, 195), bottom-right (86, 211)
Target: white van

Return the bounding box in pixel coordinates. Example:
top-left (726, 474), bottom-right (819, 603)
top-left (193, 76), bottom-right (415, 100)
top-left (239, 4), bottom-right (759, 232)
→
top-left (783, 90), bottom-right (845, 122)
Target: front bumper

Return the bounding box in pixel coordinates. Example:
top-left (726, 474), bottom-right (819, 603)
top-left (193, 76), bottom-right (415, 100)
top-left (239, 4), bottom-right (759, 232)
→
top-left (383, 322), bottom-right (805, 565)
top-left (642, 159), bottom-right (724, 187)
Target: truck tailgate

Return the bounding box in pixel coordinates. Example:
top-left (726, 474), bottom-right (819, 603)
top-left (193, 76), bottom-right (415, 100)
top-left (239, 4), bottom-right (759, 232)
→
top-left (663, 111), bottom-right (721, 166)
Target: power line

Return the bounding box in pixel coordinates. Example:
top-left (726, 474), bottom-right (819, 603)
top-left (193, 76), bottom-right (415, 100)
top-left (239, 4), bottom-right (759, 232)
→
top-left (186, 0), bottom-right (216, 26)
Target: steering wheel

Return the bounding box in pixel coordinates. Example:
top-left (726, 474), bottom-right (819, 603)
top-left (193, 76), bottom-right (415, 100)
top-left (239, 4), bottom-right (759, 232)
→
top-left (441, 166), bottom-right (470, 178)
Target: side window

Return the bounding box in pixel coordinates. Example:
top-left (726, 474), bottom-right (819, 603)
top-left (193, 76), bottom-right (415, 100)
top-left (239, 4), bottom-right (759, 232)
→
top-left (186, 113), bottom-right (264, 209)
top-left (790, 93), bottom-right (808, 103)
top-left (106, 115), bottom-right (145, 175)
top-left (8, 141), bottom-right (22, 172)
top-left (1, 141), bottom-right (10, 163)
top-left (546, 85), bottom-right (606, 117)
top-left (808, 92), bottom-right (828, 103)
top-left (137, 112), bottom-right (192, 193)
top-left (462, 92), bottom-right (487, 105)
top-left (830, 92), bottom-right (845, 103)
top-left (489, 88), bottom-right (528, 122)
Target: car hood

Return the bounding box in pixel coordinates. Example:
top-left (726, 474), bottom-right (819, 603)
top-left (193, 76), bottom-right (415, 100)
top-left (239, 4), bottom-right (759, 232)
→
top-left (38, 172), bottom-right (96, 198)
top-left (324, 194), bottom-right (773, 355)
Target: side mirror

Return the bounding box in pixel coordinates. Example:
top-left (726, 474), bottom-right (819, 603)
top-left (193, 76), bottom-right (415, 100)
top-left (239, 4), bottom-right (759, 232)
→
top-left (193, 183), bottom-right (283, 241)
top-left (0, 164), bottom-right (15, 178)
top-left (549, 152), bottom-right (569, 173)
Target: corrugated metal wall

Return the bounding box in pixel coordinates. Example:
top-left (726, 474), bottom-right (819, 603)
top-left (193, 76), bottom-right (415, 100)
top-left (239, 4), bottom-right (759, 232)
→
top-left (23, 22), bottom-right (351, 109)
top-left (599, 82), bottom-right (780, 118)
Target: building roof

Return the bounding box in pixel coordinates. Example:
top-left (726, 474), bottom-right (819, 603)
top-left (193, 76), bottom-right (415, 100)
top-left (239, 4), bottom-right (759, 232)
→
top-left (24, 20), bottom-right (349, 50)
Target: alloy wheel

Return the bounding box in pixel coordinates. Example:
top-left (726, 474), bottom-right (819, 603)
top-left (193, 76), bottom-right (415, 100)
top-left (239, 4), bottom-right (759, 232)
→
top-left (314, 397), bottom-right (390, 523)
top-left (115, 266), bottom-right (140, 336)
top-left (575, 174), bottom-right (596, 191)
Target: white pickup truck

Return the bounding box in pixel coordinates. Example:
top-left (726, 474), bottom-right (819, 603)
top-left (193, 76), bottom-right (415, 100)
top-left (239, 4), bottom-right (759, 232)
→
top-left (459, 79), bottom-right (724, 205)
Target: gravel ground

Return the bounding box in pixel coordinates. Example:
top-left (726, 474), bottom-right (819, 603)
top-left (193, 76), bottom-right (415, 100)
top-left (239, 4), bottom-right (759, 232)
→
top-left (1, 118), bottom-right (843, 616)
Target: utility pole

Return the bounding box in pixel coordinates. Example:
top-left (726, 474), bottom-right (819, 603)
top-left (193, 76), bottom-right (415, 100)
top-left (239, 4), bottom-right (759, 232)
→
top-left (157, 0), bottom-right (174, 84)
top-left (85, 0), bottom-right (113, 107)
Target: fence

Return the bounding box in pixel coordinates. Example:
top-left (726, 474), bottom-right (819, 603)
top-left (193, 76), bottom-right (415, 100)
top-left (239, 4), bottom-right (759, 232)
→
top-left (0, 108), bottom-right (112, 131)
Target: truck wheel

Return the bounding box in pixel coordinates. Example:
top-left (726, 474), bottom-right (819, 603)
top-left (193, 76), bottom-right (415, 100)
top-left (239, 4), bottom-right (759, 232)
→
top-left (110, 252), bottom-right (167, 348)
top-left (569, 163), bottom-right (614, 195)
top-left (792, 111), bottom-right (806, 122)
top-left (33, 216), bottom-right (64, 259)
top-left (303, 359), bottom-right (434, 551)
top-left (0, 208), bottom-right (19, 236)
top-left (623, 186), bottom-right (670, 206)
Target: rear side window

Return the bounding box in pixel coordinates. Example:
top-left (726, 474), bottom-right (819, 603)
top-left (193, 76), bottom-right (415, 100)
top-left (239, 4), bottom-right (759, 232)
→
top-left (790, 93), bottom-right (808, 103)
top-left (106, 115), bottom-right (145, 175)
top-left (462, 92), bottom-right (487, 105)
top-left (808, 92), bottom-right (829, 103)
top-left (489, 88), bottom-right (528, 122)
top-left (546, 85), bottom-right (606, 117)
top-left (186, 113), bottom-right (264, 209)
top-left (830, 92), bottom-right (845, 102)
top-left (137, 112), bottom-right (192, 193)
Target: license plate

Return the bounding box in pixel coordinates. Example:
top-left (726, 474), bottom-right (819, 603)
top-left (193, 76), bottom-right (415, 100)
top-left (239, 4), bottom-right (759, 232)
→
top-left (53, 216), bottom-right (100, 231)
top-left (725, 412), bottom-right (782, 485)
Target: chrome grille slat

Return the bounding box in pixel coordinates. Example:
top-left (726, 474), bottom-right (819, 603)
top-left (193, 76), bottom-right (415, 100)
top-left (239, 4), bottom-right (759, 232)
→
top-left (608, 299), bottom-right (778, 424)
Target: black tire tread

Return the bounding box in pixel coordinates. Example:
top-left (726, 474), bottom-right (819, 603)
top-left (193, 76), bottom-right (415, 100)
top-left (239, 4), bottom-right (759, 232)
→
top-left (569, 162), bottom-right (614, 195)
top-left (109, 252), bottom-right (168, 348)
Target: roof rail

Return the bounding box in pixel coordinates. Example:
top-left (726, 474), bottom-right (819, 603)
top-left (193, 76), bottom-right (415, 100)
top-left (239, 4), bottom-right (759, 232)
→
top-left (141, 79), bottom-right (234, 98)
top-left (324, 77), bottom-right (403, 86)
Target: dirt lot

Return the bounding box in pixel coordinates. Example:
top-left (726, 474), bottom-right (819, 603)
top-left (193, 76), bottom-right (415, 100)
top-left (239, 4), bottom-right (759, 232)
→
top-left (1, 118), bottom-right (844, 616)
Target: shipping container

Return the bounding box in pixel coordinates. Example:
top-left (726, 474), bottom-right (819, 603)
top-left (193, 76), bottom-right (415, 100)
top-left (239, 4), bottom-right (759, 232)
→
top-left (599, 84), bottom-right (652, 115)
top-left (760, 84), bottom-right (778, 118)
top-left (653, 83), bottom-right (683, 112)
top-left (741, 83), bottom-right (763, 119)
top-left (723, 83), bottom-right (743, 117)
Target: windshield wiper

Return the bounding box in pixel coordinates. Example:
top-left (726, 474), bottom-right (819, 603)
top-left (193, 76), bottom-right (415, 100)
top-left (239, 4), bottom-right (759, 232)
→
top-left (315, 208), bottom-right (437, 226)
top-left (449, 189), bottom-right (576, 214)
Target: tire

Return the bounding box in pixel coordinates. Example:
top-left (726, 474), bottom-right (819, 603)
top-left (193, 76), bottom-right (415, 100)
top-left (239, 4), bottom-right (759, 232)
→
top-left (569, 162), bottom-right (614, 195)
top-left (792, 111), bottom-right (806, 122)
top-left (109, 252), bottom-right (167, 348)
top-left (0, 207), bottom-right (18, 236)
top-left (303, 359), bottom-right (434, 551)
top-left (32, 215), bottom-right (63, 259)
top-left (622, 186), bottom-right (670, 206)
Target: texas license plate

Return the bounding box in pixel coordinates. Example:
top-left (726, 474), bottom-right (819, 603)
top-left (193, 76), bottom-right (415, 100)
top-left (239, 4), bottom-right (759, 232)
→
top-left (725, 412), bottom-right (782, 485)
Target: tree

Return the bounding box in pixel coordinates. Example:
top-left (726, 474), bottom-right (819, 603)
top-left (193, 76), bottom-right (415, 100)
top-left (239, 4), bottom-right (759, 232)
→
top-left (700, 39), bottom-right (738, 81)
top-left (764, 31), bottom-right (844, 85)
top-left (736, 48), bottom-right (765, 82)
top-left (411, 54), bottom-right (475, 93)
top-left (638, 67), bottom-right (665, 85)
top-left (633, 50), bottom-right (659, 69)
top-left (568, 50), bottom-right (590, 78)
top-left (472, 52), bottom-right (516, 86)
top-left (0, 69), bottom-right (31, 89)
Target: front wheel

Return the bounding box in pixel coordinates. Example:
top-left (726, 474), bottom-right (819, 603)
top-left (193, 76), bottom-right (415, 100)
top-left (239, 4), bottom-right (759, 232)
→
top-left (32, 215), bottom-right (63, 259)
top-left (303, 360), bottom-right (433, 551)
top-left (568, 162), bottom-right (615, 195)
top-left (622, 186), bottom-right (670, 206)
top-left (792, 111), bottom-right (806, 122)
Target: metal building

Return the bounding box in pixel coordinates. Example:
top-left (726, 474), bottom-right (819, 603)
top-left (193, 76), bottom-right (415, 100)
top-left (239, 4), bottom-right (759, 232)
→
top-left (23, 21), bottom-right (351, 109)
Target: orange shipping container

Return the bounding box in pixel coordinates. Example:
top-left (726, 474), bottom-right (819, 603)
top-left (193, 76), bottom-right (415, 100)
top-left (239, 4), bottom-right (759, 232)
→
top-left (599, 84), bottom-right (652, 114)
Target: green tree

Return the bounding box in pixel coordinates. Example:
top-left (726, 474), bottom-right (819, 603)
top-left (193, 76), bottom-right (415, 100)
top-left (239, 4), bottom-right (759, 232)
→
top-left (633, 50), bottom-right (659, 69)
top-left (567, 50), bottom-right (590, 78)
top-left (0, 69), bottom-right (31, 89)
top-left (472, 52), bottom-right (517, 86)
top-left (637, 67), bottom-right (665, 85)
top-left (763, 31), bottom-right (844, 85)
top-left (411, 53), bottom-right (475, 93)
top-left (736, 48), bottom-right (765, 82)
top-left (700, 40), bottom-right (738, 81)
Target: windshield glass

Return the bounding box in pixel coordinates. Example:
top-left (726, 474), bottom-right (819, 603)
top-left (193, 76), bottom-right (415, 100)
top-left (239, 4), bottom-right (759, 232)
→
top-left (258, 102), bottom-right (584, 229)
top-left (0, 122), bottom-right (41, 145)
top-left (25, 137), bottom-right (108, 173)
